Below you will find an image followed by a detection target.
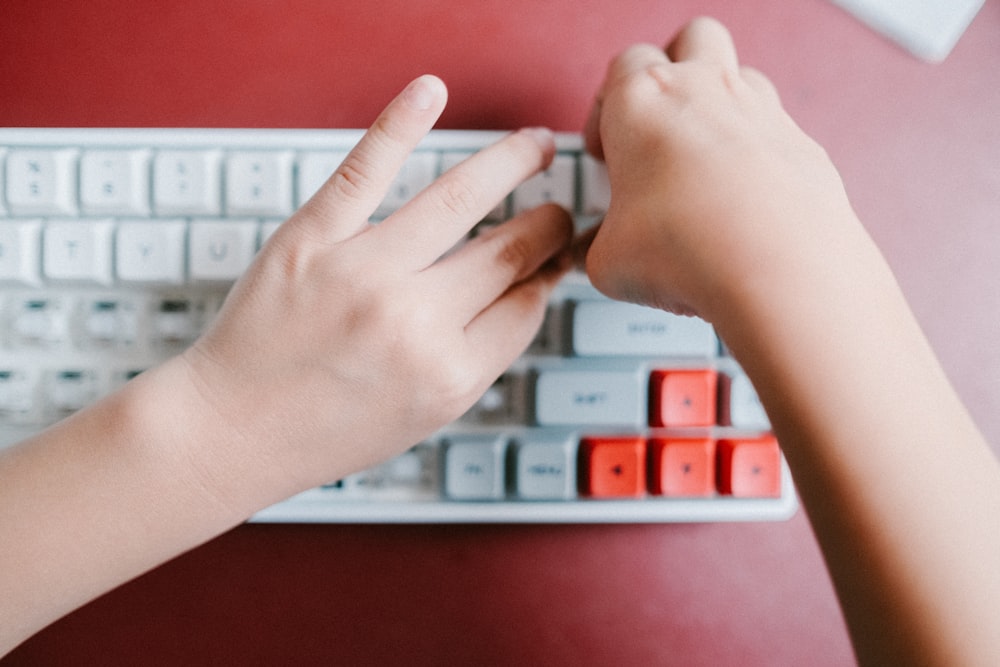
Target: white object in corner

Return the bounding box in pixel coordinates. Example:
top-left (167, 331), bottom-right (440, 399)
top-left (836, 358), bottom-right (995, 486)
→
top-left (829, 0), bottom-right (986, 62)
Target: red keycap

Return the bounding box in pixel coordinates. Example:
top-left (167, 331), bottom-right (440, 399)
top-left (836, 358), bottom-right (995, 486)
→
top-left (580, 437), bottom-right (646, 498)
top-left (717, 436), bottom-right (782, 498)
top-left (650, 438), bottom-right (716, 497)
top-left (649, 369), bottom-right (717, 428)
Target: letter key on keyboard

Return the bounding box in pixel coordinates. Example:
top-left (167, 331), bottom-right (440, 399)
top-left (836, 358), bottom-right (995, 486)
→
top-left (0, 128), bottom-right (795, 523)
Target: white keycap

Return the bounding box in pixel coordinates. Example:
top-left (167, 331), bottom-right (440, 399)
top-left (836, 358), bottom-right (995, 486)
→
top-left (581, 155), bottom-right (610, 216)
top-left (83, 300), bottom-right (138, 346)
top-left (461, 374), bottom-right (513, 423)
top-left (0, 219), bottom-right (43, 286)
top-left (384, 449), bottom-right (427, 484)
top-left (116, 220), bottom-right (187, 284)
top-left (297, 151), bottom-right (349, 207)
top-left (188, 220), bottom-right (259, 281)
top-left (153, 299), bottom-right (198, 345)
top-left (515, 436), bottom-right (577, 499)
top-left (346, 447), bottom-right (434, 498)
top-left (42, 220), bottom-right (115, 285)
top-left (47, 370), bottom-right (99, 413)
top-left (80, 149), bottom-right (151, 215)
top-left (0, 369), bottom-right (35, 415)
top-left (443, 435), bottom-right (506, 500)
top-left (259, 220), bottom-right (283, 246)
top-left (0, 149), bottom-right (7, 215)
top-left (722, 373), bottom-right (771, 430)
top-left (5, 149), bottom-right (78, 216)
top-left (225, 151), bottom-right (294, 217)
top-left (12, 300), bottom-right (66, 347)
top-left (512, 154), bottom-right (575, 213)
top-left (478, 383), bottom-right (506, 412)
top-left (571, 301), bottom-right (718, 358)
top-left (534, 368), bottom-right (645, 426)
top-left (153, 150), bottom-right (222, 216)
top-left (374, 152), bottom-right (438, 219)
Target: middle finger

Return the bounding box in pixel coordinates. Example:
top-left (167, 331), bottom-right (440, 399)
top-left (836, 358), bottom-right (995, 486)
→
top-left (368, 127), bottom-right (557, 270)
top-left (666, 17), bottom-right (739, 70)
top-left (433, 202), bottom-right (573, 324)
top-left (584, 43), bottom-right (671, 159)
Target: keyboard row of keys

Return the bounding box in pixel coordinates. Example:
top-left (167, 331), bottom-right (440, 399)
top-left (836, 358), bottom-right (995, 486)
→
top-left (0, 146), bottom-right (609, 220)
top-left (0, 367), bottom-right (135, 421)
top-left (530, 366), bottom-right (768, 430)
top-left (0, 287), bottom-right (715, 358)
top-left (580, 436), bottom-right (781, 498)
top-left (0, 294), bottom-right (222, 349)
top-left (0, 212), bottom-right (677, 288)
top-left (0, 218), bottom-right (283, 286)
top-left (0, 357), bottom-right (770, 432)
top-left (353, 434), bottom-right (782, 502)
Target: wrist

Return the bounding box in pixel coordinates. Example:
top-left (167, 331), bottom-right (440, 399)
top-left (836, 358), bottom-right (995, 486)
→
top-left (706, 214), bottom-right (904, 447)
top-left (117, 356), bottom-right (295, 523)
top-left (0, 356), bottom-right (267, 646)
top-left (705, 207), bottom-right (883, 346)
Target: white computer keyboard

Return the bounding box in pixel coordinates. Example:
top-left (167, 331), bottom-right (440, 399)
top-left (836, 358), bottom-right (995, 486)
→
top-left (0, 127), bottom-right (796, 523)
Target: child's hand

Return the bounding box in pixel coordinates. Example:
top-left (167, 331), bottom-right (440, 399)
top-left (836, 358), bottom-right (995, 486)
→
top-left (582, 18), bottom-right (859, 324)
top-left (176, 75), bottom-right (572, 498)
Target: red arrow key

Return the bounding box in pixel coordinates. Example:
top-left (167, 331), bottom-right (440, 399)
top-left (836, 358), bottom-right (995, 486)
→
top-left (717, 436), bottom-right (782, 498)
top-left (580, 437), bottom-right (646, 497)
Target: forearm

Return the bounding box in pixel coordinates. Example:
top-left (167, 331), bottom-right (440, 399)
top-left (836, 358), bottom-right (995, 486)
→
top-left (580, 16), bottom-right (999, 666)
top-left (716, 224), bottom-right (1000, 667)
top-left (0, 78), bottom-right (569, 653)
top-left (0, 358), bottom-right (268, 654)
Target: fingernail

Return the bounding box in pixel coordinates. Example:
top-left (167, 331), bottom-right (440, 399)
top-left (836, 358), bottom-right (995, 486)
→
top-left (403, 75), bottom-right (442, 111)
top-left (519, 126), bottom-right (555, 150)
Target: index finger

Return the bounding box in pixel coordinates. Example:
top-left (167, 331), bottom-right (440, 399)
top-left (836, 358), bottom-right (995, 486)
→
top-left (370, 127), bottom-right (557, 270)
top-left (294, 75), bottom-right (449, 245)
top-left (584, 43), bottom-right (670, 160)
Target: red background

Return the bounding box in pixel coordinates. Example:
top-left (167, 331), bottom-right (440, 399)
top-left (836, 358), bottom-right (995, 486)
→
top-left (3, 1), bottom-right (999, 664)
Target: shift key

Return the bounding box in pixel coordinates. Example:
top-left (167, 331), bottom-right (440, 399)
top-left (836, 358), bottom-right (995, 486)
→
top-left (570, 301), bottom-right (717, 357)
top-left (534, 368), bottom-right (645, 426)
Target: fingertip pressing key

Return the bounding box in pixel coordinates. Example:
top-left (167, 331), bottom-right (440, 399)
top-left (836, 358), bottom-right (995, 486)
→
top-left (516, 127), bottom-right (557, 168)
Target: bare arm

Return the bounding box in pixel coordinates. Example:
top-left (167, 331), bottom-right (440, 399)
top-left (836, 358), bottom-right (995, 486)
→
top-left (582, 17), bottom-right (1000, 667)
top-left (0, 75), bottom-right (573, 654)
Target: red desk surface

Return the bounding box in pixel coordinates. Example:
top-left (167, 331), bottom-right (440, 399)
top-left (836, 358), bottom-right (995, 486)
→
top-left (3, 1), bottom-right (998, 665)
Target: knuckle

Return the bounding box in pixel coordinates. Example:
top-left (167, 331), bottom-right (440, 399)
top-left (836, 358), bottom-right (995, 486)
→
top-left (324, 114), bottom-right (411, 204)
top-left (495, 231), bottom-right (536, 270)
top-left (740, 66), bottom-right (781, 101)
top-left (536, 202), bottom-right (575, 236)
top-left (329, 153), bottom-right (376, 203)
top-left (613, 62), bottom-right (675, 105)
top-left (367, 113), bottom-right (406, 151)
top-left (717, 65), bottom-right (743, 94)
top-left (432, 170), bottom-right (481, 218)
top-left (613, 43), bottom-right (668, 73)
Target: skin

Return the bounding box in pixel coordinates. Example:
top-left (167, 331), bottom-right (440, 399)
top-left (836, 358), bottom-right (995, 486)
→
top-left (583, 17), bottom-right (1000, 667)
top-left (0, 75), bottom-right (573, 652)
top-left (1, 17), bottom-right (998, 666)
